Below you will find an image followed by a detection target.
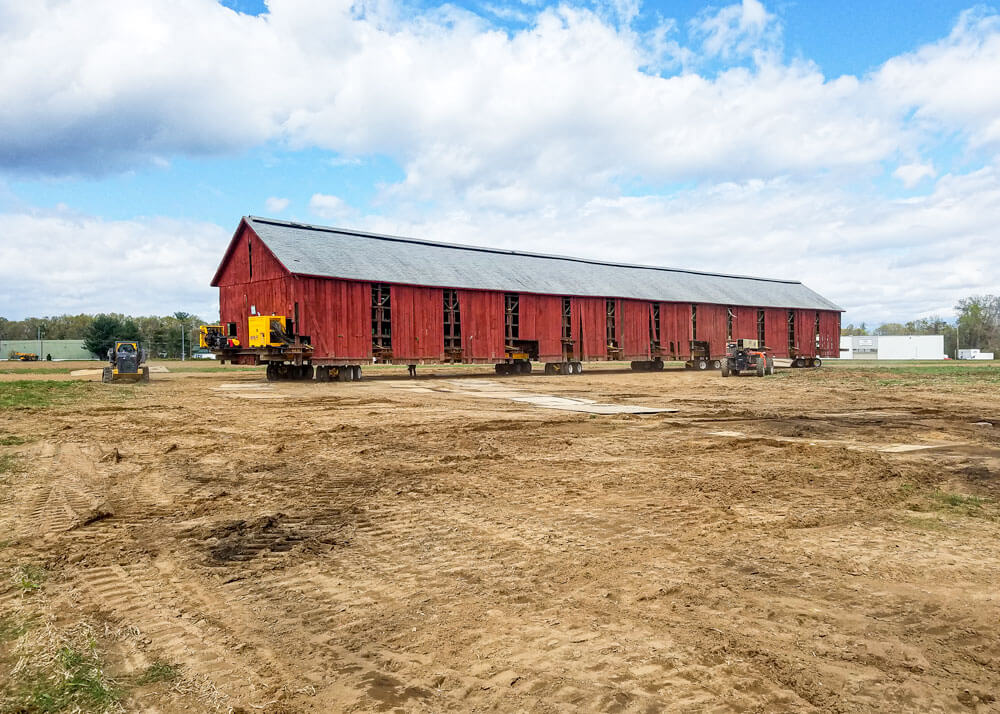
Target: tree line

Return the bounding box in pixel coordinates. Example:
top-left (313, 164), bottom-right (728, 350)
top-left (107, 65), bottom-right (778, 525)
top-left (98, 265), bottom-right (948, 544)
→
top-left (0, 312), bottom-right (207, 359)
top-left (841, 295), bottom-right (1000, 356)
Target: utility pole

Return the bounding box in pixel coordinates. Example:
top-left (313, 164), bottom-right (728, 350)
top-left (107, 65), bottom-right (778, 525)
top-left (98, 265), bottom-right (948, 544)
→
top-left (37, 325), bottom-right (43, 358)
top-left (181, 323), bottom-right (186, 361)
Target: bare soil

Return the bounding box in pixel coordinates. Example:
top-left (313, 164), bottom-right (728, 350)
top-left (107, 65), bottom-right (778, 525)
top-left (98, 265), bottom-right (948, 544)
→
top-left (2, 360), bottom-right (999, 712)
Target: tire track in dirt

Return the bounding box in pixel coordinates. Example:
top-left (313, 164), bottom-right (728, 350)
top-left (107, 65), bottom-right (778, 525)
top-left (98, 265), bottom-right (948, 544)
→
top-left (3, 442), bottom-right (110, 539)
top-left (74, 564), bottom-right (275, 708)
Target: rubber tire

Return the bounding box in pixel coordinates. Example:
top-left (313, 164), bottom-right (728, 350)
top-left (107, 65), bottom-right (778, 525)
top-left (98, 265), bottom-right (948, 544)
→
top-left (316, 366), bottom-right (329, 382)
top-left (573, 361), bottom-right (583, 374)
top-left (520, 361), bottom-right (532, 374)
top-left (561, 362), bottom-right (570, 375)
top-left (495, 363), bottom-right (505, 375)
top-left (630, 361), bottom-right (638, 371)
top-left (721, 362), bottom-right (730, 377)
top-left (767, 357), bottom-right (775, 375)
top-left (813, 358), bottom-right (822, 368)
top-left (337, 366), bottom-right (353, 382)
top-left (302, 365), bottom-right (315, 381)
top-left (756, 357), bottom-right (766, 377)
top-left (697, 360), bottom-right (708, 371)
top-left (266, 363), bottom-right (278, 382)
top-left (101, 367), bottom-right (113, 383)
top-left (713, 360), bottom-right (722, 370)
top-left (544, 363), bottom-right (555, 375)
top-left (141, 366), bottom-right (150, 383)
top-left (353, 365), bottom-right (362, 381)
top-left (653, 359), bottom-right (664, 371)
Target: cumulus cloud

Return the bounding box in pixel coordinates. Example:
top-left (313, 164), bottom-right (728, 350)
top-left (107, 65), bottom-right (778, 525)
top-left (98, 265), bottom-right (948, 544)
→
top-left (308, 193), bottom-right (356, 221)
top-left (265, 196), bottom-right (290, 212)
top-left (0, 210), bottom-right (226, 319)
top-left (2, 0), bottom-right (994, 203)
top-left (690, 0), bottom-right (779, 60)
top-left (893, 162), bottom-right (937, 188)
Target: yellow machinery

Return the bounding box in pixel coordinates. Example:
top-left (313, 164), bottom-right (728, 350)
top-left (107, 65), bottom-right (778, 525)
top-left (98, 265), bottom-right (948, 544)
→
top-left (248, 315), bottom-right (291, 348)
top-left (102, 341), bottom-right (149, 383)
top-left (199, 325), bottom-right (241, 351)
top-left (13, 352), bottom-right (39, 361)
top-left (200, 315), bottom-right (314, 381)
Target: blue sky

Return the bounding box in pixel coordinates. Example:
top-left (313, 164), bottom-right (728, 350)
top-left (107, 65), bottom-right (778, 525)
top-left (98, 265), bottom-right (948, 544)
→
top-left (2, 0), bottom-right (999, 324)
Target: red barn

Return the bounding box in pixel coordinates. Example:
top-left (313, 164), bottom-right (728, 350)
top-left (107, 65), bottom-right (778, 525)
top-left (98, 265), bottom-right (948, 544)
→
top-left (211, 217), bottom-right (842, 376)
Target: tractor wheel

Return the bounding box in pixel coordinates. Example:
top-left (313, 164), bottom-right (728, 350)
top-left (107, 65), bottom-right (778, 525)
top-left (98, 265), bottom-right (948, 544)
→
top-left (544, 363), bottom-right (555, 375)
top-left (813, 358), bottom-right (822, 368)
top-left (629, 361), bottom-right (638, 371)
top-left (653, 359), bottom-right (664, 371)
top-left (265, 363), bottom-right (278, 382)
top-left (338, 366), bottom-right (354, 382)
top-left (767, 357), bottom-right (775, 375)
top-left (712, 360), bottom-right (722, 370)
top-left (697, 359), bottom-right (708, 371)
top-left (101, 367), bottom-right (113, 383)
top-left (520, 361), bottom-right (532, 374)
top-left (495, 363), bottom-right (505, 375)
top-left (560, 362), bottom-right (570, 374)
top-left (570, 361), bottom-right (581, 374)
top-left (756, 357), bottom-right (766, 377)
top-left (352, 365), bottom-right (363, 381)
top-left (721, 362), bottom-right (730, 377)
top-left (316, 366), bottom-right (329, 382)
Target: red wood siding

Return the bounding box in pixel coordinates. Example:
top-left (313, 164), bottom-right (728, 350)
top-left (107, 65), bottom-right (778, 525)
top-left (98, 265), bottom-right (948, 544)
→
top-left (733, 307), bottom-right (758, 343)
top-left (291, 277), bottom-right (370, 359)
top-left (573, 297), bottom-right (606, 360)
top-left (459, 290), bottom-right (504, 360)
top-left (519, 294), bottom-right (563, 362)
top-left (391, 285), bottom-right (444, 360)
top-left (622, 300), bottom-right (651, 360)
top-left (764, 308), bottom-right (789, 357)
top-left (660, 302), bottom-right (691, 357)
top-left (695, 304), bottom-right (727, 358)
top-left (794, 309), bottom-right (817, 357)
top-left (818, 310), bottom-right (840, 357)
top-left (216, 225), bottom-right (288, 287)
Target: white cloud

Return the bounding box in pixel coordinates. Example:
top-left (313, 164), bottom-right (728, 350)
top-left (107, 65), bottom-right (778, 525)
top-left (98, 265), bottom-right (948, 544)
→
top-left (2, 0), bottom-right (992, 202)
top-left (690, 0), bottom-right (779, 60)
top-left (308, 193), bottom-right (356, 221)
top-left (265, 196), bottom-right (290, 212)
top-left (893, 162), bottom-right (937, 188)
top-left (0, 210), bottom-right (226, 320)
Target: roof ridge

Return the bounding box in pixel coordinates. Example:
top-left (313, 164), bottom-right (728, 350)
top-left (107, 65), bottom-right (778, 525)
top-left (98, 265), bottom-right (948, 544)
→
top-left (246, 216), bottom-right (803, 285)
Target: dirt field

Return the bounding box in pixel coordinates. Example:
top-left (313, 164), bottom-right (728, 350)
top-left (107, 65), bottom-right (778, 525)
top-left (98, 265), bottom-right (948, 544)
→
top-left (2, 360), bottom-right (999, 713)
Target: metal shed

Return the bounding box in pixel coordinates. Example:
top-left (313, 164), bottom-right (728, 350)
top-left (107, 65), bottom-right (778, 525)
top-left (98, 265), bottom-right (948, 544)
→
top-left (211, 217), bottom-right (842, 372)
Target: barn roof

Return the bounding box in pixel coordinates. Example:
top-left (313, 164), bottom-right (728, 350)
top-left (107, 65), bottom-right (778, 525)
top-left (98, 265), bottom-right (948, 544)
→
top-left (229, 216), bottom-right (842, 311)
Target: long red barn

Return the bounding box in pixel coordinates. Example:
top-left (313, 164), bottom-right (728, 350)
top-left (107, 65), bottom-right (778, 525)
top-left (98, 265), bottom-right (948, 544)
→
top-left (211, 217), bottom-right (842, 372)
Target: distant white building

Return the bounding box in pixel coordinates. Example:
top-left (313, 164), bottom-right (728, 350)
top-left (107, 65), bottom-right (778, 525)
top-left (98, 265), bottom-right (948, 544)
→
top-left (958, 348), bottom-right (995, 360)
top-left (839, 335), bottom-right (945, 360)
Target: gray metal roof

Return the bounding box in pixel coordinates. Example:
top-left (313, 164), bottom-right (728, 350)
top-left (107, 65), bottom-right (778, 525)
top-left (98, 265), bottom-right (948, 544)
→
top-left (243, 216), bottom-right (842, 311)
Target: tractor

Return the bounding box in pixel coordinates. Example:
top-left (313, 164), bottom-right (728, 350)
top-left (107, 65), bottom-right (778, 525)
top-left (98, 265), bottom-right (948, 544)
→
top-left (721, 339), bottom-right (774, 378)
top-left (102, 341), bottom-right (150, 383)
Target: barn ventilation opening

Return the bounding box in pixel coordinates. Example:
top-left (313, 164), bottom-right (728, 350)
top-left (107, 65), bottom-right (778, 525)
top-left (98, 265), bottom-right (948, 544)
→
top-left (444, 289), bottom-right (461, 357)
top-left (757, 309), bottom-right (765, 345)
top-left (372, 283), bottom-right (392, 355)
top-left (787, 310), bottom-right (796, 351)
top-left (815, 311), bottom-right (821, 349)
top-left (727, 307), bottom-right (734, 341)
top-left (504, 293), bottom-right (519, 342)
top-left (650, 303), bottom-right (661, 353)
top-left (691, 305), bottom-right (698, 340)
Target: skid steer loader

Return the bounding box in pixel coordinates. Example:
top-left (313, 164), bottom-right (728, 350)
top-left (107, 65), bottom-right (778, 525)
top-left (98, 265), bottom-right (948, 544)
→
top-left (102, 341), bottom-right (150, 383)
